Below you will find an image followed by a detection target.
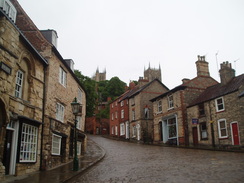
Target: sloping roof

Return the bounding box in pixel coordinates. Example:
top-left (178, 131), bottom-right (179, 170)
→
top-left (189, 74), bottom-right (244, 107)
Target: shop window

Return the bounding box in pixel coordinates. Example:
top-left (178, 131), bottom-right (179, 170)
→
top-left (19, 123), bottom-right (38, 162)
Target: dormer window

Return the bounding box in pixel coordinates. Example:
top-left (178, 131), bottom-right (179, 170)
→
top-left (0, 0), bottom-right (17, 23)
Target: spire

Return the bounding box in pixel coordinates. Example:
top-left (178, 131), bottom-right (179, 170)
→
top-left (159, 63), bottom-right (161, 70)
top-left (148, 62), bottom-right (151, 69)
top-left (96, 67), bottom-right (99, 73)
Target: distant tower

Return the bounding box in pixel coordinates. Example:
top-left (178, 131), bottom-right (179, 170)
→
top-left (144, 63), bottom-right (162, 82)
top-left (92, 67), bottom-right (106, 82)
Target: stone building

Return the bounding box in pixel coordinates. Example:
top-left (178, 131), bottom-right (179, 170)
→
top-left (128, 78), bottom-right (169, 142)
top-left (151, 56), bottom-right (218, 146)
top-left (0, 1), bottom-right (48, 180)
top-left (11, 0), bottom-right (86, 171)
top-left (92, 67), bottom-right (106, 82)
top-left (187, 62), bottom-right (244, 148)
top-left (144, 64), bottom-right (162, 82)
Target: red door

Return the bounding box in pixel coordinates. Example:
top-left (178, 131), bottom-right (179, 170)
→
top-left (231, 123), bottom-right (240, 145)
top-left (192, 127), bottom-right (198, 146)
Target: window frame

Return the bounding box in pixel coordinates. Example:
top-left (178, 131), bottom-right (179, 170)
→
top-left (15, 70), bottom-right (24, 98)
top-left (19, 123), bottom-right (38, 163)
top-left (52, 134), bottom-right (62, 155)
top-left (198, 103), bottom-right (205, 116)
top-left (56, 103), bottom-right (65, 122)
top-left (121, 109), bottom-right (124, 119)
top-left (120, 123), bottom-right (125, 136)
top-left (200, 122), bottom-right (208, 140)
top-left (78, 88), bottom-right (83, 103)
top-left (59, 67), bottom-right (67, 87)
top-left (215, 97), bottom-right (225, 112)
top-left (218, 119), bottom-right (228, 138)
top-left (157, 100), bottom-right (162, 113)
top-left (132, 110), bottom-right (135, 121)
top-left (168, 95), bottom-right (174, 109)
top-left (77, 141), bottom-right (81, 155)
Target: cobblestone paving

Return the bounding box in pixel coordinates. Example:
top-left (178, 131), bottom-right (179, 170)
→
top-left (72, 136), bottom-right (244, 183)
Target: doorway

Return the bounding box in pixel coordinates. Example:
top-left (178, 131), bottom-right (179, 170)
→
top-left (231, 122), bottom-right (240, 145)
top-left (3, 130), bottom-right (13, 175)
top-left (192, 127), bottom-right (198, 146)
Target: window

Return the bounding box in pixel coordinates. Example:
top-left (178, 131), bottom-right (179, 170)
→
top-left (1, 0), bottom-right (17, 22)
top-left (111, 126), bottom-right (114, 134)
top-left (121, 100), bottom-right (124, 106)
top-left (167, 117), bottom-right (177, 139)
top-left (115, 125), bottom-right (118, 135)
top-left (59, 67), bottom-right (66, 87)
top-left (158, 100), bottom-right (162, 113)
top-left (77, 141), bottom-right (81, 155)
top-left (168, 95), bottom-right (174, 109)
top-left (76, 116), bottom-right (82, 130)
top-left (131, 98), bottom-right (135, 105)
top-left (56, 103), bottom-right (65, 122)
top-left (115, 111), bottom-right (118, 119)
top-left (78, 88), bottom-right (83, 103)
top-left (52, 134), bottom-right (61, 155)
top-left (112, 113), bottom-right (114, 120)
top-left (215, 97), bottom-right (224, 112)
top-left (121, 109), bottom-right (124, 119)
top-left (200, 122), bottom-right (207, 139)
top-left (15, 70), bottom-right (24, 98)
top-left (218, 119), bottom-right (228, 138)
top-left (132, 110), bottom-right (135, 121)
top-left (120, 123), bottom-right (125, 136)
top-left (112, 103), bottom-right (114, 108)
top-left (199, 103), bottom-right (205, 116)
top-left (19, 123), bottom-right (38, 162)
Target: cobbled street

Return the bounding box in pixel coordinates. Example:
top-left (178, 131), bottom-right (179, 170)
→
top-left (71, 135), bottom-right (244, 183)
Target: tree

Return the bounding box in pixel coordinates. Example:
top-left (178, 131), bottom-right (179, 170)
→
top-left (74, 70), bottom-right (97, 117)
top-left (104, 77), bottom-right (126, 100)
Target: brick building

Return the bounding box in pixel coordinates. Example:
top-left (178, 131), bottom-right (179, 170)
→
top-left (0, 1), bottom-right (47, 180)
top-left (11, 0), bottom-right (86, 171)
top-left (151, 56), bottom-right (218, 146)
top-left (187, 62), bottom-right (244, 148)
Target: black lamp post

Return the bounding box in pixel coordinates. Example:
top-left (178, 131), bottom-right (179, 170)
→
top-left (71, 97), bottom-right (81, 171)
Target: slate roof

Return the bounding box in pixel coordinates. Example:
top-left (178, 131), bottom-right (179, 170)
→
top-left (188, 74), bottom-right (244, 107)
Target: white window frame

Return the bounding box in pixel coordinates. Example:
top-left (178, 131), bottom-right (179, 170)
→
top-left (111, 126), bottom-right (114, 134)
top-left (59, 67), bottom-right (67, 87)
top-left (56, 103), bottom-right (65, 122)
top-left (215, 97), bottom-right (225, 112)
top-left (121, 109), bottom-right (124, 119)
top-left (52, 134), bottom-right (61, 155)
top-left (112, 113), bottom-right (114, 121)
top-left (15, 70), bottom-right (24, 98)
top-left (120, 123), bottom-right (125, 136)
top-left (115, 125), bottom-right (118, 135)
top-left (218, 119), bottom-right (228, 138)
top-left (132, 126), bottom-right (136, 137)
top-left (0, 0), bottom-right (17, 22)
top-left (112, 103), bottom-right (114, 108)
top-left (115, 111), bottom-right (118, 119)
top-left (78, 88), bottom-right (83, 103)
top-left (121, 100), bottom-right (124, 106)
top-left (158, 100), bottom-right (162, 113)
top-left (168, 95), bottom-right (174, 109)
top-left (76, 116), bottom-right (82, 130)
top-left (19, 123), bottom-right (38, 162)
top-left (200, 122), bottom-right (207, 139)
top-left (77, 141), bottom-right (81, 155)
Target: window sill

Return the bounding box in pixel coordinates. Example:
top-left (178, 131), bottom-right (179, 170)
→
top-left (216, 110), bottom-right (225, 113)
top-left (219, 136), bottom-right (228, 140)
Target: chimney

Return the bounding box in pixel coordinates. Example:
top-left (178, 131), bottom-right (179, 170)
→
top-left (64, 59), bottom-right (74, 72)
top-left (219, 61), bottom-right (235, 85)
top-left (182, 78), bottom-right (190, 84)
top-left (195, 55), bottom-right (210, 77)
top-left (129, 81), bottom-right (136, 89)
top-left (138, 77), bottom-right (149, 87)
top-left (40, 29), bottom-right (58, 48)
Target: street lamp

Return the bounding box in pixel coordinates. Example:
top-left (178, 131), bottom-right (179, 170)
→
top-left (71, 97), bottom-right (82, 171)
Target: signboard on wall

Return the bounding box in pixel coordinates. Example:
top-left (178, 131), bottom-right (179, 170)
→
top-left (192, 118), bottom-right (199, 125)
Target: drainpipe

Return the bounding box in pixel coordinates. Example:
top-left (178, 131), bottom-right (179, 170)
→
top-left (40, 65), bottom-right (47, 171)
top-left (208, 101), bottom-right (215, 148)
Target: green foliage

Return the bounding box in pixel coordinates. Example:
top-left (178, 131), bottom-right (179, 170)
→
top-left (74, 70), bottom-right (97, 117)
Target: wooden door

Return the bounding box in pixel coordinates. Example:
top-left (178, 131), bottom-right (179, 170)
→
top-left (231, 123), bottom-right (240, 145)
top-left (192, 127), bottom-right (198, 146)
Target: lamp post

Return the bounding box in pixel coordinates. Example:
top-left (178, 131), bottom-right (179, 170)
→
top-left (71, 97), bottom-right (81, 171)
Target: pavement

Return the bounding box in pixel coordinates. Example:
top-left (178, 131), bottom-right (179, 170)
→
top-left (2, 136), bottom-right (106, 183)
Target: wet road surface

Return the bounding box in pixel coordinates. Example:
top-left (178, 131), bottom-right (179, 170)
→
top-left (71, 135), bottom-right (244, 183)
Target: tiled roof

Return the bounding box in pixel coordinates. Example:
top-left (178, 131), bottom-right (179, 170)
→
top-left (189, 74), bottom-right (244, 107)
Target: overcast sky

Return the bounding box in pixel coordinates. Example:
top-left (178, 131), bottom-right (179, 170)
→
top-left (18, 0), bottom-right (244, 89)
